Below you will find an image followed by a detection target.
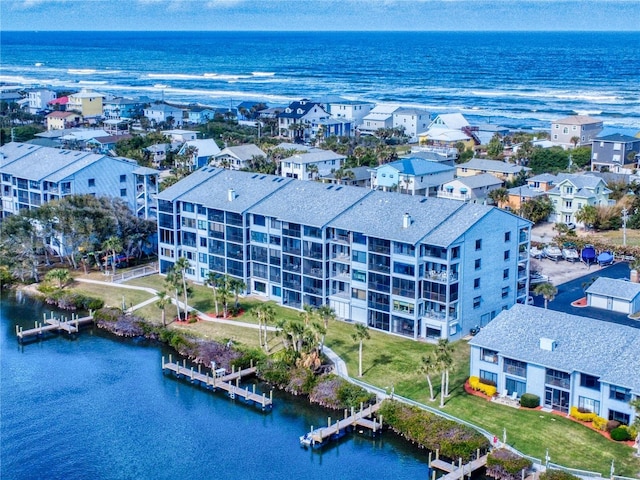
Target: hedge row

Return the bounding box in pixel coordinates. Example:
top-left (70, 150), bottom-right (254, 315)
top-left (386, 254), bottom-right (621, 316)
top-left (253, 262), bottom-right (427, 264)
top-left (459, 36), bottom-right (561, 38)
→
top-left (486, 448), bottom-right (533, 480)
top-left (379, 400), bottom-right (490, 461)
top-left (569, 406), bottom-right (596, 422)
top-left (468, 376), bottom-right (497, 397)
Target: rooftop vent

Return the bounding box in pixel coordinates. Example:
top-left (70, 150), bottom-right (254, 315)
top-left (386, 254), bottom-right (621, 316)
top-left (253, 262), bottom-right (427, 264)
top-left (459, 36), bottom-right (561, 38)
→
top-left (540, 337), bottom-right (557, 351)
top-left (402, 212), bottom-right (411, 229)
top-left (227, 188), bottom-right (236, 202)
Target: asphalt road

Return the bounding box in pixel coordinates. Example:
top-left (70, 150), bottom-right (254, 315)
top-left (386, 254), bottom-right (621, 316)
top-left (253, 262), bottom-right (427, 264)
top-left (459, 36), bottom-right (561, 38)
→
top-left (530, 261), bottom-right (640, 328)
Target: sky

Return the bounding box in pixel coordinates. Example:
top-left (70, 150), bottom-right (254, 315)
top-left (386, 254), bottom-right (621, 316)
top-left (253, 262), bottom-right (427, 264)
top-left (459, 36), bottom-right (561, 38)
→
top-left (2, 0), bottom-right (639, 31)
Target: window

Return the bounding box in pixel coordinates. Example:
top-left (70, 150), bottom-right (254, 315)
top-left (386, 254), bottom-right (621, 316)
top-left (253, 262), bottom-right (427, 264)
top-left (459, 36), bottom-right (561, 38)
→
top-left (251, 231), bottom-right (268, 244)
top-left (352, 270), bottom-right (366, 283)
top-left (578, 396), bottom-right (600, 415)
top-left (120, 188), bottom-right (127, 197)
top-left (503, 358), bottom-right (527, 378)
top-left (475, 259), bottom-right (481, 270)
top-left (480, 348), bottom-right (498, 364)
top-left (475, 239), bottom-right (482, 250)
top-left (182, 202), bottom-right (195, 213)
top-left (352, 250), bottom-right (367, 263)
top-left (545, 368), bottom-right (570, 389)
top-left (502, 286), bottom-right (509, 298)
top-left (88, 178), bottom-right (95, 187)
top-left (479, 370), bottom-right (498, 386)
top-left (352, 232), bottom-right (366, 245)
top-left (580, 374), bottom-right (601, 391)
top-left (253, 214), bottom-right (266, 226)
top-left (504, 231), bottom-right (511, 242)
top-left (393, 262), bottom-right (415, 276)
top-left (351, 288), bottom-right (366, 301)
top-left (609, 385), bottom-right (631, 402)
top-left (608, 410), bottom-right (630, 425)
top-left (197, 220), bottom-right (207, 230)
top-left (504, 250), bottom-right (510, 261)
top-left (474, 278), bottom-right (480, 289)
top-left (473, 296), bottom-right (481, 309)
top-left (120, 174), bottom-right (126, 183)
top-left (503, 268), bottom-right (509, 279)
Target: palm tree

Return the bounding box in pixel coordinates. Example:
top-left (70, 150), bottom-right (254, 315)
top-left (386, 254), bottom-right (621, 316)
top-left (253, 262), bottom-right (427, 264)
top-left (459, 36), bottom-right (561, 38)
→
top-left (436, 340), bottom-right (454, 407)
top-left (420, 353), bottom-right (438, 401)
top-left (156, 291), bottom-right (170, 327)
top-left (228, 277), bottom-right (246, 310)
top-left (316, 305), bottom-right (335, 350)
top-left (252, 302), bottom-right (276, 351)
top-left (217, 275), bottom-right (232, 318)
top-left (102, 235), bottom-right (123, 275)
top-left (300, 304), bottom-right (316, 327)
top-left (570, 136), bottom-right (580, 149)
top-left (205, 272), bottom-right (222, 317)
top-left (45, 268), bottom-right (71, 289)
top-left (575, 205), bottom-right (598, 231)
top-left (306, 163), bottom-right (318, 180)
top-left (533, 282), bottom-right (558, 309)
top-left (351, 323), bottom-right (370, 377)
top-left (174, 256), bottom-right (191, 320)
top-left (164, 267), bottom-right (182, 321)
top-left (488, 187), bottom-right (509, 208)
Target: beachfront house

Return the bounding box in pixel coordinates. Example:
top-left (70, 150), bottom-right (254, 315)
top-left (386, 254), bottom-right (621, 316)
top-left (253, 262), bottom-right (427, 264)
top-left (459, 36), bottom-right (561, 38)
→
top-left (211, 144), bottom-right (267, 170)
top-left (45, 111), bottom-right (83, 131)
top-left (277, 99), bottom-right (330, 142)
top-left (26, 88), bottom-right (57, 115)
top-left (418, 114), bottom-right (477, 150)
top-left (103, 97), bottom-right (148, 120)
top-left (187, 106), bottom-right (217, 125)
top-left (325, 99), bottom-right (375, 133)
top-left (357, 104), bottom-right (399, 136)
top-left (67, 89), bottom-right (105, 118)
top-left (438, 174), bottom-right (503, 204)
top-left (156, 168), bottom-right (532, 341)
top-left (392, 108), bottom-right (431, 143)
top-left (0, 142), bottom-right (159, 221)
top-left (550, 115), bottom-right (603, 148)
top-left (469, 304), bottom-right (639, 425)
top-left (456, 158), bottom-right (530, 183)
top-left (591, 134), bottom-right (640, 172)
top-left (144, 103), bottom-right (185, 128)
top-left (281, 149), bottom-right (346, 180)
top-left (544, 173), bottom-right (612, 225)
top-left (370, 158), bottom-right (455, 196)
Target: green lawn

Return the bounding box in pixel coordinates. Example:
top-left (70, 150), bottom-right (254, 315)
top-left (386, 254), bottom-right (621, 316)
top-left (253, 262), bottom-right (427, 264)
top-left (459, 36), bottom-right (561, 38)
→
top-left (70, 280), bottom-right (154, 310)
top-left (92, 275), bottom-right (640, 476)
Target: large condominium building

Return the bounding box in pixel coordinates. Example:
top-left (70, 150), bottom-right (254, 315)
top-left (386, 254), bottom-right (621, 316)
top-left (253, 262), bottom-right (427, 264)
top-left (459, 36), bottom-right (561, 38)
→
top-left (157, 168), bottom-right (532, 341)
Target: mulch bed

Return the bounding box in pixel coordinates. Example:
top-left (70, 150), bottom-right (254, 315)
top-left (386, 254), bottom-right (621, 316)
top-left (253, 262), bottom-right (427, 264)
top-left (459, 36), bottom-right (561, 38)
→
top-left (571, 297), bottom-right (588, 307)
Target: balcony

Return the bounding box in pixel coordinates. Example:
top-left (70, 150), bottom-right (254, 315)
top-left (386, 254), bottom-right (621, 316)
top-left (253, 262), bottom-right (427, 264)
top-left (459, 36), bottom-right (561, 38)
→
top-left (423, 310), bottom-right (446, 321)
top-left (330, 289), bottom-right (350, 299)
top-left (504, 365), bottom-right (526, 378)
top-left (330, 270), bottom-right (350, 280)
top-left (331, 252), bottom-right (351, 262)
top-left (426, 270), bottom-right (456, 282)
top-left (329, 234), bottom-right (350, 245)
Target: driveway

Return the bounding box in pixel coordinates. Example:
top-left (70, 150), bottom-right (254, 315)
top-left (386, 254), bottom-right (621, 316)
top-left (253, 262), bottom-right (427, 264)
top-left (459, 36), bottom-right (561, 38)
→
top-left (530, 261), bottom-right (640, 328)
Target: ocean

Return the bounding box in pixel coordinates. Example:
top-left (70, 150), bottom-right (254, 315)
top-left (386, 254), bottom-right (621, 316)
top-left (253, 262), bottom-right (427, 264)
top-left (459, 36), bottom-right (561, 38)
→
top-left (1, 31), bottom-right (639, 130)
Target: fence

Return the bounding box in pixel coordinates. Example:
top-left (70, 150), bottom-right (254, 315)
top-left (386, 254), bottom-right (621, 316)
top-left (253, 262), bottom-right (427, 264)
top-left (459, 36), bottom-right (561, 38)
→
top-left (111, 262), bottom-right (158, 283)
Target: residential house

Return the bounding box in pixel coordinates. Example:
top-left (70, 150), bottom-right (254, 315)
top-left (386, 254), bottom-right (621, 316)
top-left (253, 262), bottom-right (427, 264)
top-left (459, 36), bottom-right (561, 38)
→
top-left (211, 144), bottom-right (267, 170)
top-left (591, 134), bottom-right (640, 172)
top-left (59, 129), bottom-right (109, 149)
top-left (456, 158), bottom-right (530, 183)
top-left (474, 124), bottom-right (510, 147)
top-left (187, 106), bottom-right (217, 125)
top-left (585, 277), bottom-right (640, 315)
top-left (319, 166), bottom-right (372, 188)
top-left (545, 173), bottom-right (612, 225)
top-left (145, 143), bottom-right (172, 166)
top-left (0, 142), bottom-right (159, 221)
top-left (277, 99), bottom-right (330, 142)
top-left (0, 87), bottom-right (23, 103)
top-left (404, 146), bottom-right (459, 167)
top-left (46, 111), bottom-right (83, 131)
top-left (370, 158), bottom-right (455, 196)
top-left (469, 304), bottom-right (639, 425)
top-left (156, 168), bottom-right (532, 340)
top-left (550, 115), bottom-right (603, 148)
top-left (438, 174), bottom-right (503, 204)
top-left (86, 134), bottom-right (133, 155)
top-left (392, 108), bottom-right (431, 143)
top-left (526, 173), bottom-right (557, 192)
top-left (178, 139), bottom-right (222, 169)
top-left (280, 149), bottom-right (346, 180)
top-left (67, 89), bottom-right (105, 118)
top-left (162, 129), bottom-right (198, 143)
top-left (144, 103), bottom-right (184, 127)
top-left (313, 117), bottom-right (353, 138)
top-left (236, 101), bottom-right (268, 120)
top-left (358, 104), bottom-right (400, 136)
top-left (48, 96), bottom-right (69, 111)
top-left (26, 88), bottom-right (56, 115)
top-left (325, 99), bottom-right (375, 132)
top-left (505, 185), bottom-right (545, 212)
top-left (418, 114), bottom-right (477, 150)
top-left (103, 97), bottom-right (148, 120)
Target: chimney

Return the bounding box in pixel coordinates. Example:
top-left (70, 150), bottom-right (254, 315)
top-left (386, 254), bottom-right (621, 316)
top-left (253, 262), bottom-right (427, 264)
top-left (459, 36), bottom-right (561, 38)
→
top-left (402, 212), bottom-right (411, 229)
top-left (227, 188), bottom-right (236, 202)
top-left (540, 337), bottom-right (557, 352)
top-left (631, 269), bottom-right (639, 283)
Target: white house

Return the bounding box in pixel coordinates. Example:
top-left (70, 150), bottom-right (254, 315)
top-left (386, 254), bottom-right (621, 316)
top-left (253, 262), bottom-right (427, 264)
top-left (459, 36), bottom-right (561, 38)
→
top-left (144, 104), bottom-right (184, 127)
top-left (392, 108), bottom-right (431, 143)
top-left (277, 99), bottom-right (330, 142)
top-left (211, 144), bottom-right (267, 170)
top-left (325, 99), bottom-right (375, 132)
top-left (370, 158), bottom-right (455, 196)
top-left (585, 277), bottom-right (640, 315)
top-left (281, 149), bottom-right (346, 180)
top-left (26, 88), bottom-right (57, 114)
top-left (358, 104), bottom-right (400, 136)
top-left (178, 139), bottom-right (222, 169)
top-left (438, 173), bottom-right (503, 204)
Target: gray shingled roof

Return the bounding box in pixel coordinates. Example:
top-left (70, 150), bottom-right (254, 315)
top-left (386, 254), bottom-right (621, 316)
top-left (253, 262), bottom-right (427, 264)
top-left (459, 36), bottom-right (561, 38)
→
top-left (585, 277), bottom-right (640, 301)
top-left (214, 144), bottom-right (266, 161)
top-left (288, 150), bottom-right (346, 165)
top-left (507, 185), bottom-right (545, 199)
top-left (423, 203), bottom-right (496, 247)
top-left (469, 304), bottom-right (640, 392)
top-left (461, 158), bottom-right (530, 174)
top-left (330, 190), bottom-right (467, 244)
top-left (156, 168), bottom-right (221, 202)
top-left (456, 173), bottom-right (503, 189)
top-left (250, 181), bottom-right (372, 228)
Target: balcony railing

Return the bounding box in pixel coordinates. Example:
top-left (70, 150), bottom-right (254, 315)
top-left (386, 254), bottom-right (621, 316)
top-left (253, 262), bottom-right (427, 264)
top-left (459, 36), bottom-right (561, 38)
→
top-left (423, 310), bottom-right (446, 321)
top-left (504, 365), bottom-right (526, 378)
top-left (545, 376), bottom-right (570, 390)
top-left (329, 234), bottom-right (350, 244)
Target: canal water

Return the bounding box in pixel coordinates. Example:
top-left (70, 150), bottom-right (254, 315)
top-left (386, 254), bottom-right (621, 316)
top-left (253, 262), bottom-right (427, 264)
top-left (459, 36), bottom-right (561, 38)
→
top-left (1, 291), bottom-right (431, 479)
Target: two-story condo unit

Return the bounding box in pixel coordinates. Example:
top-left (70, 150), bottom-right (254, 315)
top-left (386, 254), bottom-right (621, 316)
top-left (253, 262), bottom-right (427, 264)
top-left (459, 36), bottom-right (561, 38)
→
top-left (370, 158), bottom-right (455, 196)
top-left (67, 89), bottom-right (105, 118)
top-left (157, 169), bottom-right (532, 341)
top-left (456, 158), bottom-right (530, 183)
top-left (281, 150), bottom-right (346, 180)
top-left (0, 142), bottom-right (159, 220)
top-left (591, 134), bottom-right (640, 172)
top-left (545, 173), bottom-right (611, 225)
top-left (358, 105), bottom-right (399, 136)
top-left (103, 97), bottom-right (148, 120)
top-left (550, 115), bottom-right (603, 148)
top-left (469, 304), bottom-right (639, 425)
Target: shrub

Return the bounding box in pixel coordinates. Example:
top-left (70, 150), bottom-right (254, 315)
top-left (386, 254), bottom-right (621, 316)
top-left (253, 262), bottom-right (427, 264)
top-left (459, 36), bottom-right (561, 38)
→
top-left (606, 420), bottom-right (621, 432)
top-left (519, 393), bottom-right (540, 408)
top-left (487, 448), bottom-right (533, 480)
top-left (570, 406), bottom-right (596, 422)
top-left (592, 416), bottom-right (607, 431)
top-left (478, 377), bottom-right (497, 387)
top-left (468, 376), bottom-right (497, 397)
top-left (610, 426), bottom-right (632, 441)
top-left (539, 470), bottom-right (581, 480)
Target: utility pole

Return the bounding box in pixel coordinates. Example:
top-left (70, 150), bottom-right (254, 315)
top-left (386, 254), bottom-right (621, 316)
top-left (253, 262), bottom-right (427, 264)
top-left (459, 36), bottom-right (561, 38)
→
top-left (622, 207), bottom-right (629, 246)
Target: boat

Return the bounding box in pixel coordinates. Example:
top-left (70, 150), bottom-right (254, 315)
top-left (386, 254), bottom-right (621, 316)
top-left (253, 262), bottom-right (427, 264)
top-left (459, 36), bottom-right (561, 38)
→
top-left (542, 245), bottom-right (563, 262)
top-left (529, 271), bottom-right (549, 285)
top-left (597, 251), bottom-right (614, 266)
top-left (529, 246), bottom-right (543, 259)
top-left (562, 243), bottom-right (579, 262)
top-left (581, 244), bottom-right (596, 265)
top-left (300, 432), bottom-right (313, 447)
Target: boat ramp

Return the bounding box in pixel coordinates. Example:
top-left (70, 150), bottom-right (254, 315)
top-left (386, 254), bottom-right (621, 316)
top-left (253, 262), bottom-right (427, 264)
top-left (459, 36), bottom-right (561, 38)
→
top-left (161, 355), bottom-right (273, 410)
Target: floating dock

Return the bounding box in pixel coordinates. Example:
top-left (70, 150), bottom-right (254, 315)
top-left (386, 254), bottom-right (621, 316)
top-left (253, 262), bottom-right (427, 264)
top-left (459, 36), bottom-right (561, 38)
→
top-left (300, 402), bottom-right (383, 448)
top-left (161, 355), bottom-right (273, 410)
top-left (16, 312), bottom-right (94, 342)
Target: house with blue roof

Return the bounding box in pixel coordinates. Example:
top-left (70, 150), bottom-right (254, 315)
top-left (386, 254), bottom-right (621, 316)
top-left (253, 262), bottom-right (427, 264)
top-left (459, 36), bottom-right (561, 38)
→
top-left (591, 133), bottom-right (640, 172)
top-left (469, 304), bottom-right (639, 425)
top-left (157, 169), bottom-right (532, 341)
top-left (438, 173), bottom-right (503, 204)
top-left (370, 157), bottom-right (455, 196)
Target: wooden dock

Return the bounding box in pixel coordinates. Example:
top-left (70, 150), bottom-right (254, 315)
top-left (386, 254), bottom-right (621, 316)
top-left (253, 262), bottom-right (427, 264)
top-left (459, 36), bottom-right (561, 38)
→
top-left (16, 312), bottom-right (94, 342)
top-left (161, 356), bottom-right (273, 410)
top-left (429, 451), bottom-right (488, 480)
top-left (300, 402), bottom-right (383, 448)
